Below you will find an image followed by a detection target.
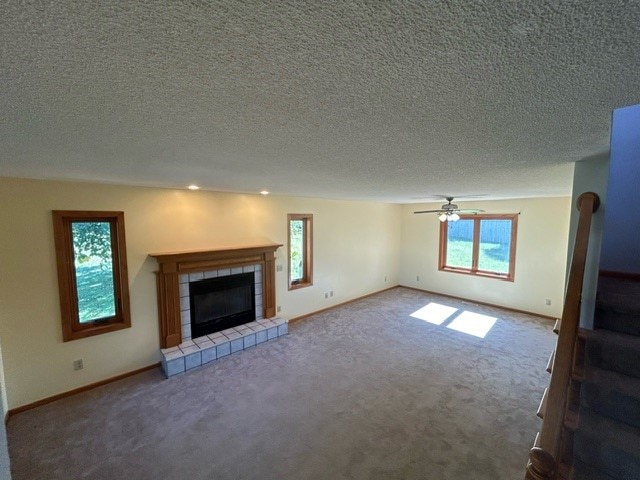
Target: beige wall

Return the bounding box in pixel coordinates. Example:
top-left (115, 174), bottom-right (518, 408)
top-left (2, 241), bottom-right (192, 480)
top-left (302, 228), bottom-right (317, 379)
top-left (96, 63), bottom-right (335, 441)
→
top-left (0, 177), bottom-right (401, 409)
top-left (0, 177), bottom-right (573, 410)
top-left (399, 197), bottom-right (572, 317)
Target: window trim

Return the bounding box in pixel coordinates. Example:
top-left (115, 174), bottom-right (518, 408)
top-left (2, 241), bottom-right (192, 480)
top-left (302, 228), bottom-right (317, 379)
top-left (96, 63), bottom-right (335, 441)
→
top-left (52, 210), bottom-right (131, 341)
top-left (438, 214), bottom-right (518, 282)
top-left (287, 213), bottom-right (313, 290)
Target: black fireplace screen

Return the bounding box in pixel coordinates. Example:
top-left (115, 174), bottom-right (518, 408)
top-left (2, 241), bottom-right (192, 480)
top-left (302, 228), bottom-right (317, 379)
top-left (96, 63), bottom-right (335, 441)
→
top-left (190, 272), bottom-right (256, 338)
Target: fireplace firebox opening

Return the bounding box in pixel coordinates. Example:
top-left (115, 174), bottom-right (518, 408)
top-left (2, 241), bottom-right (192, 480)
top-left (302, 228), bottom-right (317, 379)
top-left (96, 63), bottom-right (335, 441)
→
top-left (189, 272), bottom-right (256, 338)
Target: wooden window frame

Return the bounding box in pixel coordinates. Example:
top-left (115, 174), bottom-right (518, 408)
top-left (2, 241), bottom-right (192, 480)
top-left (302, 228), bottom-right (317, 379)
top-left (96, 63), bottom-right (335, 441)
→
top-left (52, 211), bottom-right (131, 342)
top-left (287, 213), bottom-right (313, 290)
top-left (439, 214), bottom-right (518, 282)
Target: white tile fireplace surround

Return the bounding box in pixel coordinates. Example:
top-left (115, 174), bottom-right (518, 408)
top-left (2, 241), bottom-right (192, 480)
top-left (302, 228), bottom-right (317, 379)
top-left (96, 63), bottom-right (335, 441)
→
top-left (160, 264), bottom-right (288, 377)
top-left (150, 243), bottom-right (284, 376)
top-left (179, 264), bottom-right (264, 342)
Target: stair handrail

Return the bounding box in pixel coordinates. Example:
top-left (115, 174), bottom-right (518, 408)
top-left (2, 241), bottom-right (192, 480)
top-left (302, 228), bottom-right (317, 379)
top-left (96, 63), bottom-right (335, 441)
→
top-left (525, 191), bottom-right (600, 480)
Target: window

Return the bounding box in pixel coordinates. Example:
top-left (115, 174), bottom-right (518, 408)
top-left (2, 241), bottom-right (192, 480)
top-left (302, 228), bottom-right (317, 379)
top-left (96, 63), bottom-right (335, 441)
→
top-left (439, 214), bottom-right (518, 281)
top-left (288, 214), bottom-right (313, 290)
top-left (52, 211), bottom-right (131, 341)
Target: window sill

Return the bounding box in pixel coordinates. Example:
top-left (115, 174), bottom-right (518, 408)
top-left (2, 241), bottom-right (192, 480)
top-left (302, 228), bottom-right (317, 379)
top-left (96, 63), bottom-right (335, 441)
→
top-left (440, 266), bottom-right (514, 282)
top-left (64, 319), bottom-right (131, 342)
top-left (288, 281), bottom-right (313, 291)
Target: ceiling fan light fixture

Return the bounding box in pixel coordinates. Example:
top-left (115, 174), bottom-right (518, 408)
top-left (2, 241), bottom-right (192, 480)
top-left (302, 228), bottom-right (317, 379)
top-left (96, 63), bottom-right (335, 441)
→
top-left (438, 212), bottom-right (460, 222)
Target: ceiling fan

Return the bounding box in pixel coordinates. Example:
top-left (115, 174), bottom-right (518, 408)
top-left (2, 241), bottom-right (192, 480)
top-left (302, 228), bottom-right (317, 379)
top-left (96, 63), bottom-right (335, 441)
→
top-left (414, 196), bottom-right (485, 222)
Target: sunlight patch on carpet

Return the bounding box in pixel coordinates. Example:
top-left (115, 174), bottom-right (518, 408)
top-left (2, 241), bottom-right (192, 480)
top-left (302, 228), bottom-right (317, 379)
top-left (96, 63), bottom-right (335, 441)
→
top-left (447, 311), bottom-right (497, 338)
top-left (410, 302), bottom-right (458, 325)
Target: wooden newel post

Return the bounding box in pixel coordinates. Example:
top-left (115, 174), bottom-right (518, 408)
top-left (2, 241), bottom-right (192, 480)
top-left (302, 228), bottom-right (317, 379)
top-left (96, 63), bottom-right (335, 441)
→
top-left (525, 448), bottom-right (556, 480)
top-left (576, 191), bottom-right (600, 214)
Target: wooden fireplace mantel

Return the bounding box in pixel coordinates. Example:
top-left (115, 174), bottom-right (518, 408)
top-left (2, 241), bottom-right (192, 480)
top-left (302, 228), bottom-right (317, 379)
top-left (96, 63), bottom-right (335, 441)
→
top-left (150, 243), bottom-right (281, 348)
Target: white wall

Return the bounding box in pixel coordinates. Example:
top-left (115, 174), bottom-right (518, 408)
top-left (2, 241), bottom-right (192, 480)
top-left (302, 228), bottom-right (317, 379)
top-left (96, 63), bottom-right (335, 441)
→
top-left (399, 197), bottom-right (572, 317)
top-left (0, 177), bottom-right (401, 409)
top-left (566, 154), bottom-right (610, 328)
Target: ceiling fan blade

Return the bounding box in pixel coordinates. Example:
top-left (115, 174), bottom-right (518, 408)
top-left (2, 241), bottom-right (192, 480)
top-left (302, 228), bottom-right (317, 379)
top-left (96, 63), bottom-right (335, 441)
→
top-left (413, 209), bottom-right (443, 214)
top-left (457, 209), bottom-right (485, 213)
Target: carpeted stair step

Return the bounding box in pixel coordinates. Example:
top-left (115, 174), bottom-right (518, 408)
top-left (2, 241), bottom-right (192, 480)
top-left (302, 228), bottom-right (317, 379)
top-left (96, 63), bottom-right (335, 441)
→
top-left (595, 277), bottom-right (640, 336)
top-left (594, 303), bottom-right (640, 336)
top-left (571, 458), bottom-right (620, 480)
top-left (572, 408), bottom-right (640, 479)
top-left (585, 329), bottom-right (640, 379)
top-left (581, 365), bottom-right (640, 429)
top-left (597, 276), bottom-right (640, 307)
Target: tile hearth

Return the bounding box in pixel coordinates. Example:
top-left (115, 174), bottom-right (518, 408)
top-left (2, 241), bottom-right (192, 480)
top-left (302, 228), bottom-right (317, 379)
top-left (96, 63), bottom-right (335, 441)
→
top-left (160, 317), bottom-right (288, 377)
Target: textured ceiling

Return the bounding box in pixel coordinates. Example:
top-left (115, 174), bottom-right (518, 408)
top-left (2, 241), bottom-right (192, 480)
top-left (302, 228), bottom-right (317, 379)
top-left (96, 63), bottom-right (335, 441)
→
top-left (2, 1), bottom-right (639, 202)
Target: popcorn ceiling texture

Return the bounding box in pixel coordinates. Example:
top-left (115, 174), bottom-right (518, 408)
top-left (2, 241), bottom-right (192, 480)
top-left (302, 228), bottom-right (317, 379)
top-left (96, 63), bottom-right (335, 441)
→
top-left (1, 1), bottom-right (639, 202)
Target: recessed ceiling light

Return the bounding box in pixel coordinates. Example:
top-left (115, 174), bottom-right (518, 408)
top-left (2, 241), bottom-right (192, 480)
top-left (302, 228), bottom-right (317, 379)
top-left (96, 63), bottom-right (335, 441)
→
top-left (187, 185), bottom-right (200, 190)
top-left (260, 190), bottom-right (270, 195)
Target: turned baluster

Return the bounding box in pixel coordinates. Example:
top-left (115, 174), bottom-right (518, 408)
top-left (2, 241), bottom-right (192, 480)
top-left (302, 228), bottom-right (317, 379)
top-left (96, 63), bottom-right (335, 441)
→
top-left (525, 447), bottom-right (556, 480)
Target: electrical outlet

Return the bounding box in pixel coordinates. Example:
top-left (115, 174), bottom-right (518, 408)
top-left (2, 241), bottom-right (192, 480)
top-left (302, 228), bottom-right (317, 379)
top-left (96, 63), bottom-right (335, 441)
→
top-left (73, 359), bottom-right (83, 371)
top-left (384, 275), bottom-right (387, 282)
top-left (545, 299), bottom-right (552, 306)
top-left (277, 305), bottom-right (281, 313)
top-left (416, 275), bottom-right (420, 282)
top-left (325, 292), bottom-right (329, 299)
top-left (330, 291), bottom-right (333, 297)
top-left (276, 265), bottom-right (283, 272)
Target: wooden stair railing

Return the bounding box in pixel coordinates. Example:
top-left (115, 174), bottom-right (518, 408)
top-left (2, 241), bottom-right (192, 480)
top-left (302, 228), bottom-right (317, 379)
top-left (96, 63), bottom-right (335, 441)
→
top-left (525, 192), bottom-right (600, 480)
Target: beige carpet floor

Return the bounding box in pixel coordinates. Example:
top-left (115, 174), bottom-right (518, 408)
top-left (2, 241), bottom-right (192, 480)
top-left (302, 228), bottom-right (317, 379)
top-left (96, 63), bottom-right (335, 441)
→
top-left (7, 287), bottom-right (555, 479)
